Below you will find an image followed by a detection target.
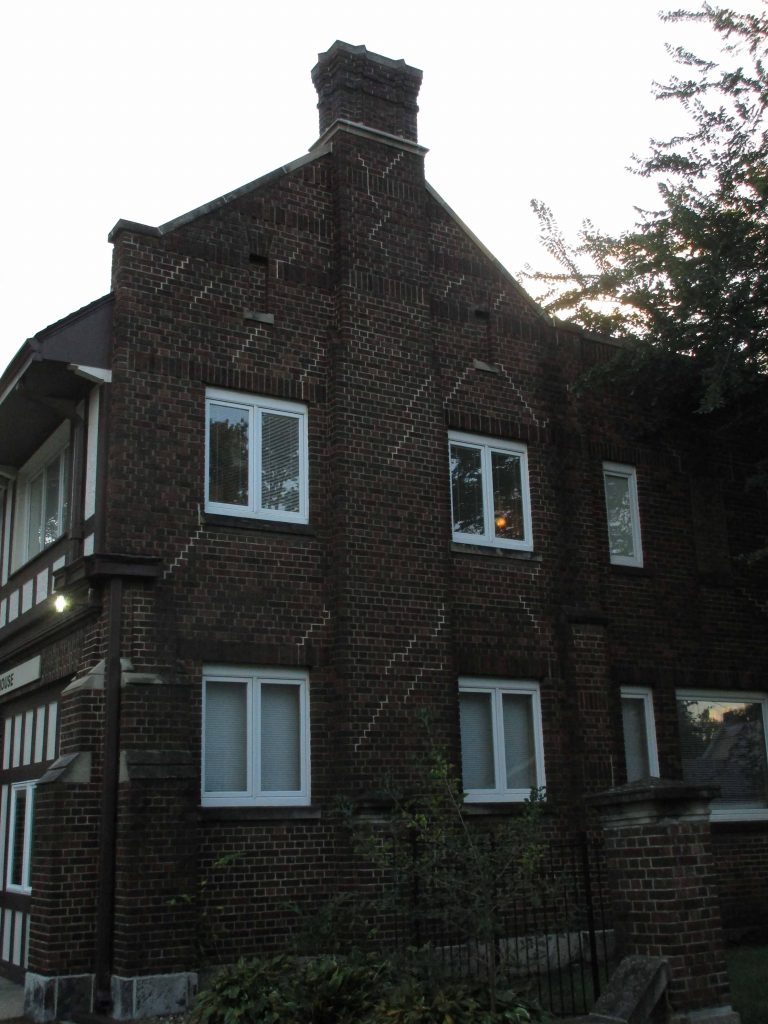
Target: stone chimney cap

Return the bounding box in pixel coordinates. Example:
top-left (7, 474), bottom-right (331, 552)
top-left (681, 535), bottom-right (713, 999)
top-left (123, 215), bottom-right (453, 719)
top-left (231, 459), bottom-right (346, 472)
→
top-left (313, 40), bottom-right (422, 78)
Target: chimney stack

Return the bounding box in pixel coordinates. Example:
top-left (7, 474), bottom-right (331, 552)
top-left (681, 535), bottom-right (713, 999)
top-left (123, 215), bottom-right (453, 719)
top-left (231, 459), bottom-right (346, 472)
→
top-left (312, 41), bottom-right (423, 143)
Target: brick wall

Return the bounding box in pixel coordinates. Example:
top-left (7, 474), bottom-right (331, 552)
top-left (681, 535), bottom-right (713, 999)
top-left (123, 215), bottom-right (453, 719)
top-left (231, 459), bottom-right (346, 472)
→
top-left (15, 41), bottom-right (767, 985)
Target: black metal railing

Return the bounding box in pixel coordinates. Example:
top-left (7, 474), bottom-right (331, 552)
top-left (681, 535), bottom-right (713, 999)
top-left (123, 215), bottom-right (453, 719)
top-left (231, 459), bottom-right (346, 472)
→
top-left (389, 831), bottom-right (614, 1018)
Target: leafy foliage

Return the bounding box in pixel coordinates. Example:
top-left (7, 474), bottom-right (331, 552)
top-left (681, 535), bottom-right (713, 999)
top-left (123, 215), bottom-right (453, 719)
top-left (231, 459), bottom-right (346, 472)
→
top-left (526, 3), bottom-right (768, 432)
top-left (343, 730), bottom-right (549, 1014)
top-left (191, 953), bottom-right (544, 1024)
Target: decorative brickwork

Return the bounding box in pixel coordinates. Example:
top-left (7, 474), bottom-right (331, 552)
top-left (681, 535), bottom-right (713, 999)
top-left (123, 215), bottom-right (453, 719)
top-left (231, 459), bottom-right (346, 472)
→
top-left (0, 37), bottom-right (764, 1020)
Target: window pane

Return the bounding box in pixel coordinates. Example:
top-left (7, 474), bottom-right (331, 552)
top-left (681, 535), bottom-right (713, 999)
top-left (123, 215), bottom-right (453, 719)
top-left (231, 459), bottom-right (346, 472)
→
top-left (622, 697), bottom-right (650, 782)
top-left (491, 451), bottom-right (524, 541)
top-left (261, 684), bottom-right (300, 791)
top-left (450, 445), bottom-right (484, 536)
top-left (605, 474), bottom-right (634, 558)
top-left (208, 404), bottom-right (249, 506)
top-left (261, 413), bottom-right (300, 513)
top-left (27, 473), bottom-right (44, 557)
top-left (459, 692), bottom-right (495, 789)
top-left (205, 681), bottom-right (248, 792)
top-left (10, 788), bottom-right (28, 888)
top-left (43, 457), bottom-right (62, 546)
top-left (503, 693), bottom-right (535, 789)
top-left (677, 697), bottom-right (768, 804)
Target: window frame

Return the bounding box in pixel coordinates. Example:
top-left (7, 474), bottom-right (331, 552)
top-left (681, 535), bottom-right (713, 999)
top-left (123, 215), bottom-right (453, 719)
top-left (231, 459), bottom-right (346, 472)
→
top-left (448, 432), bottom-right (533, 551)
top-left (676, 688), bottom-right (768, 822)
top-left (204, 387), bottom-right (309, 525)
top-left (201, 665), bottom-right (310, 808)
top-left (620, 686), bottom-right (660, 782)
top-left (6, 780), bottom-right (35, 894)
top-left (602, 462), bottom-right (643, 567)
top-left (458, 678), bottom-right (545, 803)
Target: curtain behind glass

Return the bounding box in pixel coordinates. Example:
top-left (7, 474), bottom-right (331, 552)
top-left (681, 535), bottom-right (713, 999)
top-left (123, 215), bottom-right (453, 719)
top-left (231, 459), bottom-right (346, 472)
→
top-left (261, 684), bottom-right (300, 790)
top-left (205, 681), bottom-right (248, 792)
top-left (622, 698), bottom-right (650, 782)
top-left (459, 691), bottom-right (495, 789)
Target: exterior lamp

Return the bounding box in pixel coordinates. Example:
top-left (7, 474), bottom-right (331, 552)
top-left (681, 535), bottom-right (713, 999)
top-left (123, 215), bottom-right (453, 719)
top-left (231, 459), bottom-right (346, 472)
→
top-left (53, 594), bottom-right (70, 614)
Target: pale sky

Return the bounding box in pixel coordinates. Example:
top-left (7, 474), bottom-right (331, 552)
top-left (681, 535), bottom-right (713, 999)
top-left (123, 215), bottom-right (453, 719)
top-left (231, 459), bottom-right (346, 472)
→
top-left (1, 0), bottom-right (759, 374)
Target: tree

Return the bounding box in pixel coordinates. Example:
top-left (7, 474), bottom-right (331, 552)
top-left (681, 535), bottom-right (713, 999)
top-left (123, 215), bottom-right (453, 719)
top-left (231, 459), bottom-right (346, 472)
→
top-left (526, 3), bottom-right (768, 454)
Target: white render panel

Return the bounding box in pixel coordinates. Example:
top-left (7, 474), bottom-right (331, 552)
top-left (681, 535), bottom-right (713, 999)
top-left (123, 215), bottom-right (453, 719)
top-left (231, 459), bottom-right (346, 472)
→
top-left (12, 911), bottom-right (21, 966)
top-left (22, 712), bottom-right (32, 766)
top-left (35, 568), bottom-right (49, 604)
top-left (52, 557), bottom-right (65, 572)
top-left (0, 785), bottom-right (7, 884)
top-left (84, 388), bottom-right (100, 520)
top-left (2, 719), bottom-right (10, 770)
top-left (83, 533), bottom-right (95, 556)
top-left (7, 592), bottom-right (18, 623)
top-left (34, 708), bottom-right (45, 763)
top-left (2, 910), bottom-right (10, 962)
top-left (46, 703), bottom-right (58, 761)
top-left (11, 717), bottom-right (21, 769)
top-left (0, 600), bottom-right (5, 628)
top-left (21, 581), bottom-right (33, 615)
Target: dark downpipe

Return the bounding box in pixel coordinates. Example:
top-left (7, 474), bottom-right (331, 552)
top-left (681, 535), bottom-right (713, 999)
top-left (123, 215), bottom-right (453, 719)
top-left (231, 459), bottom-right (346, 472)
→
top-left (94, 575), bottom-right (123, 1013)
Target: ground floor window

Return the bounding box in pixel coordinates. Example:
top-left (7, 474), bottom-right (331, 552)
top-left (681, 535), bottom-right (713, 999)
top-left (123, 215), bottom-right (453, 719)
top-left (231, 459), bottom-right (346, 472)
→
top-left (621, 686), bottom-right (659, 782)
top-left (676, 690), bottom-right (768, 820)
top-left (458, 678), bottom-right (545, 802)
top-left (6, 781), bottom-right (34, 893)
top-left (202, 666), bottom-right (310, 807)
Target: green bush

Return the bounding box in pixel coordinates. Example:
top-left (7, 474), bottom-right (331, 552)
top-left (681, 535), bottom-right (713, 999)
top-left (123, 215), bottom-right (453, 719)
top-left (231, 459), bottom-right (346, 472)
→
top-left (191, 954), bottom-right (546, 1024)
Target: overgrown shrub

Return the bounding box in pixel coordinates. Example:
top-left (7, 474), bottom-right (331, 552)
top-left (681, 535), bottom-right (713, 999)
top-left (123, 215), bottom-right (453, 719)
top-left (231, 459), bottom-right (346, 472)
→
top-left (191, 954), bottom-right (546, 1024)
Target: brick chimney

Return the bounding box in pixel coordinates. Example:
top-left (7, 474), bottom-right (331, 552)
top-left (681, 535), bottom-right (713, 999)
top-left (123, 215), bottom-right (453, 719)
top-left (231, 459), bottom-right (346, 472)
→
top-left (312, 41), bottom-right (423, 143)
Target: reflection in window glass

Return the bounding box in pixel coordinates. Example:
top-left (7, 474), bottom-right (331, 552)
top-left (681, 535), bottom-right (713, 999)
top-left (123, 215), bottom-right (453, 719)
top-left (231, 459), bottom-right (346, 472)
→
top-left (677, 695), bottom-right (768, 806)
top-left (261, 414), bottom-right (300, 513)
top-left (492, 451), bottom-right (524, 541)
top-left (604, 474), bottom-right (633, 559)
top-left (450, 444), bottom-right (484, 536)
top-left (208, 404), bottom-right (249, 506)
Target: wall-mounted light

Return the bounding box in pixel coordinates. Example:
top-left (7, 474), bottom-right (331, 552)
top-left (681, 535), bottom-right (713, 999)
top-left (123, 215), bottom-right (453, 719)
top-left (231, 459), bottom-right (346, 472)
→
top-left (53, 594), bottom-right (70, 614)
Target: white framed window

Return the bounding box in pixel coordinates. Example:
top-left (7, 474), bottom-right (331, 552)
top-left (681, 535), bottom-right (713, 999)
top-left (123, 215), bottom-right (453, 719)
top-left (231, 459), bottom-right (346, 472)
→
top-left (449, 432), bottom-right (533, 550)
top-left (603, 462), bottom-right (643, 567)
top-left (620, 686), bottom-right (659, 782)
top-left (205, 388), bottom-right (308, 524)
top-left (458, 678), bottom-right (545, 802)
top-left (11, 423), bottom-right (71, 571)
top-left (202, 666), bottom-right (310, 807)
top-left (6, 781), bottom-right (35, 894)
top-left (676, 690), bottom-right (768, 821)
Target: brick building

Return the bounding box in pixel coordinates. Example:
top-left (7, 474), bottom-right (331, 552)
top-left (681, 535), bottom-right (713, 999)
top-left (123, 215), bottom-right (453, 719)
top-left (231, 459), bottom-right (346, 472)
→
top-left (0, 40), bottom-right (765, 1020)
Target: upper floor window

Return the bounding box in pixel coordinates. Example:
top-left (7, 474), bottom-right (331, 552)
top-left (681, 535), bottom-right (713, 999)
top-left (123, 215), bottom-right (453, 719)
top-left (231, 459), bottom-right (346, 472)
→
top-left (205, 388), bottom-right (308, 524)
top-left (10, 423), bottom-right (71, 572)
top-left (603, 462), bottom-right (642, 567)
top-left (449, 432), bottom-right (532, 551)
top-left (202, 666), bottom-right (310, 807)
top-left (676, 690), bottom-right (768, 821)
top-left (25, 449), bottom-right (70, 561)
top-left (620, 686), bottom-right (659, 783)
top-left (459, 678), bottom-right (545, 802)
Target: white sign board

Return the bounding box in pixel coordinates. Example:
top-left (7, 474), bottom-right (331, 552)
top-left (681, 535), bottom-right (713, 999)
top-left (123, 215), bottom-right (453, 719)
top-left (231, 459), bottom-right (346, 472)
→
top-left (0, 656), bottom-right (42, 698)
